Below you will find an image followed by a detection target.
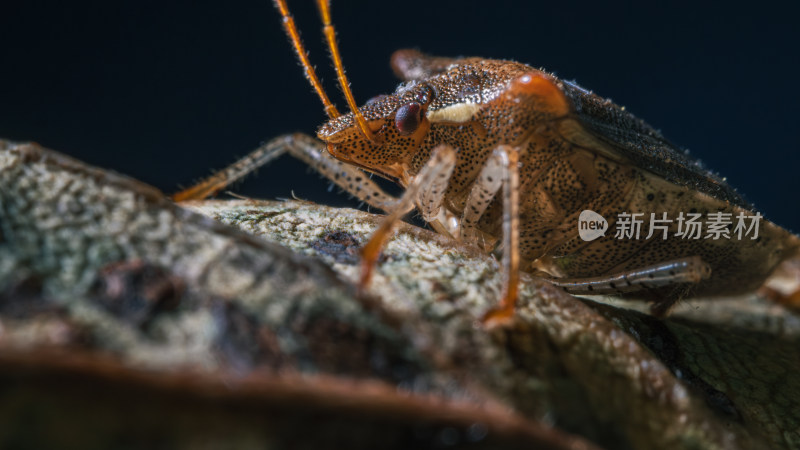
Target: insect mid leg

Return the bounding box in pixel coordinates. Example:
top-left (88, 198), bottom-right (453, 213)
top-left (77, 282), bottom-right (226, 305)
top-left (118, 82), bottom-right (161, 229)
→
top-left (548, 256), bottom-right (712, 316)
top-left (172, 133), bottom-right (399, 210)
top-left (359, 145), bottom-right (457, 289)
top-left (479, 147), bottom-right (522, 326)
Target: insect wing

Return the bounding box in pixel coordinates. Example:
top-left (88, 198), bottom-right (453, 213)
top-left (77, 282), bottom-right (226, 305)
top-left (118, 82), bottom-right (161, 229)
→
top-left (557, 80), bottom-right (751, 210)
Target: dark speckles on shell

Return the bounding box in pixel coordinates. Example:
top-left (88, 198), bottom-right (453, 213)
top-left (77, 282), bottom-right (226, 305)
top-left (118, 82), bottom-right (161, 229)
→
top-left (318, 59), bottom-right (528, 141)
top-left (313, 52), bottom-right (798, 300)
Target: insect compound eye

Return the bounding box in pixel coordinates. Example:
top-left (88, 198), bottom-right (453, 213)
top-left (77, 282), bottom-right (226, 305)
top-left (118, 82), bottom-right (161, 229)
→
top-left (394, 102), bottom-right (422, 135)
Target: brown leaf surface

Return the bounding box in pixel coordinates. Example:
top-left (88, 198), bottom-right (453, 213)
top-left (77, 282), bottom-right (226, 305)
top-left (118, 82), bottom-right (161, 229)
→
top-left (1, 140), bottom-right (799, 449)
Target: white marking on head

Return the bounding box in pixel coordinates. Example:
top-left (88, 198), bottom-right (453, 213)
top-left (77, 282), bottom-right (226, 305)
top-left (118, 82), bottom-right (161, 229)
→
top-left (425, 102), bottom-right (481, 123)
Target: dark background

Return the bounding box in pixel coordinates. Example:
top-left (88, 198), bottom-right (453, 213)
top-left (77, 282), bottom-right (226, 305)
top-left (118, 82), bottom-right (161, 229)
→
top-left (2, 1), bottom-right (798, 230)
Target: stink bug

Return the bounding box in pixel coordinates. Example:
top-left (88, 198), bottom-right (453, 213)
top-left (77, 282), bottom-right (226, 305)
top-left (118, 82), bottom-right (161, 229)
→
top-left (173, 0), bottom-right (800, 323)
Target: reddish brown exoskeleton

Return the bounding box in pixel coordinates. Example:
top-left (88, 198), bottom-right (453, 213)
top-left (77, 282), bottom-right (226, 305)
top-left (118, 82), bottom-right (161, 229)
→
top-left (174, 0), bottom-right (800, 324)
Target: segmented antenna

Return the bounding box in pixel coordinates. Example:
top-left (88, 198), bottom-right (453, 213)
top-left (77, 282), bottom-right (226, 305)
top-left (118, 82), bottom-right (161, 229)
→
top-left (315, 0), bottom-right (376, 142)
top-left (273, 0), bottom-right (340, 119)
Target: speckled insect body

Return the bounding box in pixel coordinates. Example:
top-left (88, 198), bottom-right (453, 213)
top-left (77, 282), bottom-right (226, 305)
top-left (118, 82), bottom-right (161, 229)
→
top-left (175, 0), bottom-right (800, 322)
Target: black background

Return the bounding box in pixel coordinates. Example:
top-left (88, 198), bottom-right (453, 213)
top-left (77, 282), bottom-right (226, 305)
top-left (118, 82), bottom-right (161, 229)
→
top-left (2, 1), bottom-right (798, 230)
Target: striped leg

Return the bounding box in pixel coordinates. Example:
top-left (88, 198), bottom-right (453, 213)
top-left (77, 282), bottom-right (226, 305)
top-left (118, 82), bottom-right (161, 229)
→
top-left (549, 256), bottom-right (712, 317)
top-left (359, 145), bottom-right (457, 288)
top-left (460, 150), bottom-right (505, 247)
top-left (172, 133), bottom-right (398, 211)
top-left (474, 146), bottom-right (522, 326)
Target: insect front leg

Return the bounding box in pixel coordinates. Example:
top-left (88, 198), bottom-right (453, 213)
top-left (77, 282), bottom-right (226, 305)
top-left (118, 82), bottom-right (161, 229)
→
top-left (460, 150), bottom-right (505, 248)
top-left (472, 147), bottom-right (522, 326)
top-left (416, 146), bottom-right (459, 237)
top-left (172, 133), bottom-right (398, 211)
top-left (359, 145), bottom-right (457, 288)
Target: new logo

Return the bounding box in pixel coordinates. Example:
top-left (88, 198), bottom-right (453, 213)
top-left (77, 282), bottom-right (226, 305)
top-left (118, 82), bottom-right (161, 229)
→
top-left (578, 210), bottom-right (608, 241)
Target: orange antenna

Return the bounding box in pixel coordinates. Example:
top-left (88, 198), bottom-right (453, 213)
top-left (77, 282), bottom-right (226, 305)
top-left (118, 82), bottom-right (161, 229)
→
top-left (273, 0), bottom-right (340, 119)
top-left (315, 0), bottom-right (377, 142)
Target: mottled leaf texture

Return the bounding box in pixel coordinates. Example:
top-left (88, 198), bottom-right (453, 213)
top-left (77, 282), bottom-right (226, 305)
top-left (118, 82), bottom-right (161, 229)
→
top-left (1, 140), bottom-right (799, 449)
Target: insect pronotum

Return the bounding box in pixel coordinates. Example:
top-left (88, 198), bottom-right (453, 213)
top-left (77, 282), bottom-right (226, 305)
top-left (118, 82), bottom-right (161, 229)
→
top-left (173, 0), bottom-right (800, 324)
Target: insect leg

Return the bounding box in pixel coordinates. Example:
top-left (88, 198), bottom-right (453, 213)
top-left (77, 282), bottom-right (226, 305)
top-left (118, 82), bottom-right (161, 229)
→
top-left (549, 256), bottom-right (712, 316)
top-left (172, 136), bottom-right (292, 202)
top-left (416, 146), bottom-right (458, 225)
top-left (460, 150), bottom-right (505, 246)
top-left (480, 147), bottom-right (522, 326)
top-left (282, 134), bottom-right (399, 211)
top-left (551, 256), bottom-right (712, 294)
top-left (172, 133), bottom-right (398, 211)
top-left (359, 145), bottom-right (457, 288)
